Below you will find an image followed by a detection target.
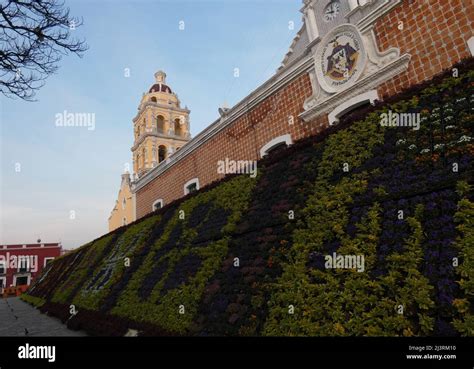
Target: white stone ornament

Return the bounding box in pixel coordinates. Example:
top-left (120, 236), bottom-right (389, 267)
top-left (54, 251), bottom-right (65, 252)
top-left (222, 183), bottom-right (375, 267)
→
top-left (314, 24), bottom-right (367, 93)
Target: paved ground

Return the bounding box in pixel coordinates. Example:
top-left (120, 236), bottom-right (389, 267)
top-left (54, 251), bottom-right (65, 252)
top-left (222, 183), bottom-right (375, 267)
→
top-left (0, 297), bottom-right (86, 336)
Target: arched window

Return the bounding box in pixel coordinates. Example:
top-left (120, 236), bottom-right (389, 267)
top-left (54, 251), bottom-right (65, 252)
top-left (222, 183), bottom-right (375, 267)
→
top-left (122, 217), bottom-right (127, 226)
top-left (260, 134), bottom-right (292, 158)
top-left (158, 145), bottom-right (167, 162)
top-left (328, 90), bottom-right (379, 125)
top-left (174, 118), bottom-right (183, 137)
top-left (150, 96), bottom-right (157, 103)
top-left (156, 115), bottom-right (165, 133)
top-left (184, 178), bottom-right (199, 195)
top-left (142, 148), bottom-right (146, 167)
top-left (152, 199), bottom-right (164, 211)
top-left (122, 198), bottom-right (126, 210)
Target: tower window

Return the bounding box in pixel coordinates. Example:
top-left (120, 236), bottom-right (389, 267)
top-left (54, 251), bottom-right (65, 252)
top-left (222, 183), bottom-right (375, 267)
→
top-left (157, 115), bottom-right (165, 133)
top-left (150, 96), bottom-right (157, 103)
top-left (174, 118), bottom-right (183, 137)
top-left (158, 145), bottom-right (167, 162)
top-left (122, 198), bottom-right (126, 210)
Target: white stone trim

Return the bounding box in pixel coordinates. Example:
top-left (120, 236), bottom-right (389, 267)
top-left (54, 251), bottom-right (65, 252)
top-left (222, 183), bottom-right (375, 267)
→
top-left (132, 192), bottom-right (137, 222)
top-left (300, 53), bottom-right (411, 122)
top-left (184, 178), bottom-right (200, 195)
top-left (13, 273), bottom-right (31, 286)
top-left (43, 257), bottom-right (55, 267)
top-left (328, 90), bottom-right (379, 125)
top-left (357, 0), bottom-right (403, 33)
top-left (260, 134), bottom-right (292, 157)
top-left (152, 198), bottom-right (164, 211)
top-left (468, 36), bottom-right (474, 56)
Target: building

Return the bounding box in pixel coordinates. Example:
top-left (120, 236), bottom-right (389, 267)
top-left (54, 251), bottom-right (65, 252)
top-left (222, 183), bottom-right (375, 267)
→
top-left (0, 243), bottom-right (62, 293)
top-left (109, 71), bottom-right (191, 231)
top-left (110, 0), bottom-right (474, 224)
top-left (108, 172), bottom-right (135, 232)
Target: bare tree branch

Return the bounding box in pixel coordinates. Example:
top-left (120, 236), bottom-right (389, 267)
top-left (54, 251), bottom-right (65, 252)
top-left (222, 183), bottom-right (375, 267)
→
top-left (0, 0), bottom-right (88, 101)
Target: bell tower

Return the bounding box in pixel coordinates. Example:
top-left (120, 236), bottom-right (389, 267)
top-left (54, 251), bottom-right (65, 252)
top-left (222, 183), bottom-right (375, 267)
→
top-left (131, 70), bottom-right (191, 178)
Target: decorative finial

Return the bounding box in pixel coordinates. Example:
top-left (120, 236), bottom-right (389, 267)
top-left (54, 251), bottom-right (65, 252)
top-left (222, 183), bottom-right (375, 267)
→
top-left (154, 70), bottom-right (166, 83)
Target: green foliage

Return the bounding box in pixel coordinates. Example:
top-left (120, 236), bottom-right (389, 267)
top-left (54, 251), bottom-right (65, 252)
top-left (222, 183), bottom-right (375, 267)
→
top-left (452, 181), bottom-right (474, 336)
top-left (370, 205), bottom-right (435, 336)
top-left (51, 234), bottom-right (115, 304)
top-left (20, 294), bottom-right (45, 308)
top-left (71, 215), bottom-right (159, 310)
top-left (112, 175), bottom-right (256, 333)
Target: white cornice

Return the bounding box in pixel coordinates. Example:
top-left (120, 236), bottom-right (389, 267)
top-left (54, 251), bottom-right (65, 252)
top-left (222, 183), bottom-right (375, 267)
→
top-left (357, 0), bottom-right (403, 33)
top-left (299, 53), bottom-right (411, 122)
top-left (133, 53), bottom-right (314, 192)
top-left (133, 102), bottom-right (190, 123)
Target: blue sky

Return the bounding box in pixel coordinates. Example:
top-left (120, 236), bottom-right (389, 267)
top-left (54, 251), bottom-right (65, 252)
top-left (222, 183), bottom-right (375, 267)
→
top-left (0, 0), bottom-right (302, 249)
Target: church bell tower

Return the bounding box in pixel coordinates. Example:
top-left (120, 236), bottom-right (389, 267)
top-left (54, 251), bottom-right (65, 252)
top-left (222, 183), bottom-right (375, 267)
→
top-left (131, 70), bottom-right (191, 178)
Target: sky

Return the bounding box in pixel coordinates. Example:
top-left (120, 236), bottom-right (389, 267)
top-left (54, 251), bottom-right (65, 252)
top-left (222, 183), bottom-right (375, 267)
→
top-left (0, 0), bottom-right (303, 250)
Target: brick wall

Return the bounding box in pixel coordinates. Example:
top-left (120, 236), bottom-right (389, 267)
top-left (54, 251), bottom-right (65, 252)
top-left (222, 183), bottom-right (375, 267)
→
top-left (136, 0), bottom-right (472, 219)
top-left (135, 73), bottom-right (329, 218)
top-left (375, 0), bottom-right (473, 99)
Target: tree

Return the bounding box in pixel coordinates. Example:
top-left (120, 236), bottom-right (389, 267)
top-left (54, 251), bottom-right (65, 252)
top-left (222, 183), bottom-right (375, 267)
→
top-left (0, 0), bottom-right (88, 100)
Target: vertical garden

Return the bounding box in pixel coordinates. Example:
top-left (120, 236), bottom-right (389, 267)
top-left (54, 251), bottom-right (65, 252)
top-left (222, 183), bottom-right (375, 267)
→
top-left (23, 59), bottom-right (474, 336)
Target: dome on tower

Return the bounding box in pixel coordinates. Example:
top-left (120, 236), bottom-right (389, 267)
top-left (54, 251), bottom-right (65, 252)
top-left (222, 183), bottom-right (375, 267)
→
top-left (148, 70), bottom-right (173, 94)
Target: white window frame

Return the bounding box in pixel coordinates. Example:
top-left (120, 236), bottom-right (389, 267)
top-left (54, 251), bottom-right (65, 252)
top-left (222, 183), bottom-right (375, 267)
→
top-left (13, 273), bottom-right (31, 286)
top-left (184, 178), bottom-right (200, 195)
top-left (349, 0), bottom-right (369, 11)
top-left (259, 134), bottom-right (292, 158)
top-left (328, 90), bottom-right (379, 125)
top-left (152, 198), bottom-right (164, 211)
top-left (468, 36), bottom-right (474, 56)
top-left (44, 257), bottom-right (55, 267)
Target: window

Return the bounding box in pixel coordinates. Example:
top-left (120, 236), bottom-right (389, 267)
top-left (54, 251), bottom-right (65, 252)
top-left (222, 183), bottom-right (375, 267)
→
top-left (150, 96), bottom-right (157, 103)
top-left (0, 277), bottom-right (5, 290)
top-left (184, 178), bottom-right (200, 195)
top-left (174, 118), bottom-right (183, 136)
top-left (122, 217), bottom-right (127, 226)
top-left (122, 198), bottom-right (126, 210)
top-left (328, 90), bottom-right (378, 125)
top-left (348, 0), bottom-right (369, 10)
top-left (156, 115), bottom-right (165, 133)
top-left (16, 276), bottom-right (29, 286)
top-left (152, 199), bottom-right (164, 211)
top-left (158, 145), bottom-right (167, 163)
top-left (0, 262), bottom-right (5, 274)
top-left (260, 134), bottom-right (292, 158)
top-left (44, 257), bottom-right (55, 267)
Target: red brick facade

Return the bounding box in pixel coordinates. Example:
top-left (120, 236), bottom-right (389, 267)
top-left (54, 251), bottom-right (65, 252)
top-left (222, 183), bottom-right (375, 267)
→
top-left (135, 0), bottom-right (473, 219)
top-left (375, 0), bottom-right (474, 98)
